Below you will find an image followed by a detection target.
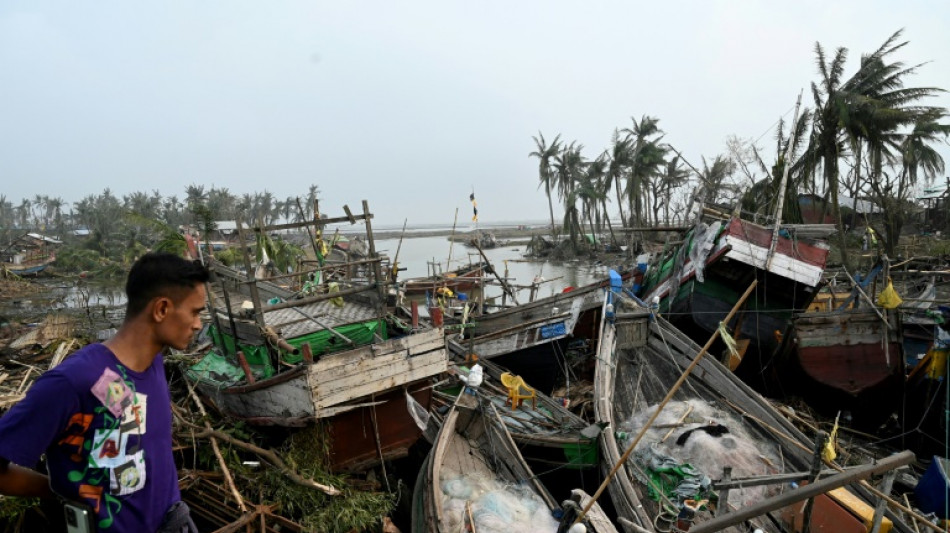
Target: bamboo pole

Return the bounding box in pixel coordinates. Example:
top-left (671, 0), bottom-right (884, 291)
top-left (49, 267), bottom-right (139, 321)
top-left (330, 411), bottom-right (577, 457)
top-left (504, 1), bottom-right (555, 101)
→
top-left (446, 208), bottom-right (459, 272)
top-left (472, 240), bottom-right (519, 306)
top-left (574, 280), bottom-right (758, 525)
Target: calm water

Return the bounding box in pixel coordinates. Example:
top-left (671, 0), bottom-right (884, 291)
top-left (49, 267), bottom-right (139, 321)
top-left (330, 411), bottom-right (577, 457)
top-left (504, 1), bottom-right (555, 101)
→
top-left (374, 235), bottom-right (613, 301)
top-left (2, 235), bottom-right (609, 317)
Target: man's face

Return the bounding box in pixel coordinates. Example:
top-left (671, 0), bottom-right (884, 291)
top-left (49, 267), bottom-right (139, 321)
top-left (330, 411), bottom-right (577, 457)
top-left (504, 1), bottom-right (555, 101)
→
top-left (156, 284), bottom-right (207, 351)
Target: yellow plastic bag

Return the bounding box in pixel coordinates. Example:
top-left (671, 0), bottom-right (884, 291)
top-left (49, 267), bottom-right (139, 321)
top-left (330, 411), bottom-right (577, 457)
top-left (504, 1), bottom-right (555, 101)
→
top-left (876, 278), bottom-right (903, 309)
top-left (328, 282), bottom-right (345, 308)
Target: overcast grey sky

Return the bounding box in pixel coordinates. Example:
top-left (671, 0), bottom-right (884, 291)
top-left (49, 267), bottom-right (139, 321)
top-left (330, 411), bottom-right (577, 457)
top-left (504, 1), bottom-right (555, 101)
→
top-left (2, 1), bottom-right (948, 226)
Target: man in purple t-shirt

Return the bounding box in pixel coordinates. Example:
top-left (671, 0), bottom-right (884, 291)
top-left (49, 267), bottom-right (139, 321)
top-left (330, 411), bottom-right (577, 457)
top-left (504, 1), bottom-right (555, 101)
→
top-left (0, 252), bottom-right (209, 532)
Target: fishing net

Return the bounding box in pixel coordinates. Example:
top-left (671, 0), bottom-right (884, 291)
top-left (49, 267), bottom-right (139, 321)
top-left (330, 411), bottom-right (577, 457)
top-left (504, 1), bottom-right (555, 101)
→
top-left (440, 473), bottom-right (558, 533)
top-left (619, 399), bottom-right (783, 509)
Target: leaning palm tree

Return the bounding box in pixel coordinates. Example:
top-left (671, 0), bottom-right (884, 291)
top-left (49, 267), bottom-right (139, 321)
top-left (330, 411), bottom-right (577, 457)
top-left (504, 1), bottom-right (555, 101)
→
top-left (807, 29), bottom-right (944, 268)
top-left (530, 132), bottom-right (562, 238)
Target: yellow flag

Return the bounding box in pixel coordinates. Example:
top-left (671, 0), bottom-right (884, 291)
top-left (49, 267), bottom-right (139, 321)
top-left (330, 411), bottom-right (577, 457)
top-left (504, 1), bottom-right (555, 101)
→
top-left (822, 413), bottom-right (839, 462)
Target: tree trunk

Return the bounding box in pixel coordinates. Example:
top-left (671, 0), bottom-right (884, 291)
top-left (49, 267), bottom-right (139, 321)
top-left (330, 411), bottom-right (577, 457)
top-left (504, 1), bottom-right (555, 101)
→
top-left (827, 155), bottom-right (852, 270)
top-left (614, 176), bottom-right (627, 228)
top-left (546, 182), bottom-right (558, 239)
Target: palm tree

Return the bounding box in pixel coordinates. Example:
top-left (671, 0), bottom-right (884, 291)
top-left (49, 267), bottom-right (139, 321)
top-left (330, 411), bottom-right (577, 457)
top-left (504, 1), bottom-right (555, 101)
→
top-left (579, 156), bottom-right (608, 241)
top-left (654, 156), bottom-right (691, 225)
top-left (554, 142), bottom-right (587, 249)
top-left (605, 132), bottom-right (634, 228)
top-left (807, 29), bottom-right (943, 268)
top-left (696, 155), bottom-right (737, 205)
top-left (622, 116), bottom-right (667, 226)
top-left (866, 110), bottom-right (950, 255)
top-left (530, 132), bottom-right (562, 238)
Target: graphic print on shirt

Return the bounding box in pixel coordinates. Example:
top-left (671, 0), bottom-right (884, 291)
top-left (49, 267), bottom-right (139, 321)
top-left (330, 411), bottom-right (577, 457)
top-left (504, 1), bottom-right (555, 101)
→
top-left (68, 366), bottom-right (148, 530)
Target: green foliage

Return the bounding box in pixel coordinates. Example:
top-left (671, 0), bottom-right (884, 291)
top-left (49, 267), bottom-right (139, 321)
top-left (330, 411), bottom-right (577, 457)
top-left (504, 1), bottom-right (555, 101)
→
top-left (265, 424), bottom-right (395, 532)
top-left (214, 247), bottom-right (244, 267)
top-left (0, 496), bottom-right (40, 524)
top-left (256, 233), bottom-right (305, 274)
top-left (196, 423), bottom-right (394, 533)
top-left (54, 245), bottom-right (103, 273)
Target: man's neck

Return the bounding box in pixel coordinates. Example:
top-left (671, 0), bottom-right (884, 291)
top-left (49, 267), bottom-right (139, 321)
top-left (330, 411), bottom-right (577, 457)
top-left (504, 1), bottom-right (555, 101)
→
top-left (104, 322), bottom-right (163, 373)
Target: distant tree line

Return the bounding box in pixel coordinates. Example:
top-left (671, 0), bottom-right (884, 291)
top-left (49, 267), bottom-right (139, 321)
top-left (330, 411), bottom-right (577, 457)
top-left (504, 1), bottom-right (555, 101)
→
top-left (532, 30), bottom-right (949, 266)
top-left (0, 184), bottom-right (321, 272)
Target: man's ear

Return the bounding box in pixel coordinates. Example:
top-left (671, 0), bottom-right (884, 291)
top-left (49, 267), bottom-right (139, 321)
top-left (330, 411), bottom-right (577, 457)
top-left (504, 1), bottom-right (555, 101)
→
top-left (151, 297), bottom-right (172, 323)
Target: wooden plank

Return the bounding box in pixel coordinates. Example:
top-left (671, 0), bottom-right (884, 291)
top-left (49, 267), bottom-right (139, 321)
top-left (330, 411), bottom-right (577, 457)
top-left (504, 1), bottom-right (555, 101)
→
top-left (311, 353), bottom-right (447, 410)
top-left (259, 284), bottom-right (376, 313)
top-left (310, 345), bottom-right (446, 385)
top-left (312, 329), bottom-right (442, 372)
top-left (249, 213), bottom-right (368, 233)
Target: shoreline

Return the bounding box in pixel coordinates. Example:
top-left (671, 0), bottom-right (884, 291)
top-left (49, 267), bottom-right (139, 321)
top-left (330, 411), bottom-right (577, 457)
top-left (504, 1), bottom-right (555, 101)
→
top-left (339, 226), bottom-right (554, 241)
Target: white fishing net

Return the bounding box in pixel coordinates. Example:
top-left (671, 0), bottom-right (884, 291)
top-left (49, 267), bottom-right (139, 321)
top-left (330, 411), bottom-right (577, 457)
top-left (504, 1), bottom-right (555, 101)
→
top-left (440, 473), bottom-right (559, 533)
top-left (619, 399), bottom-right (783, 509)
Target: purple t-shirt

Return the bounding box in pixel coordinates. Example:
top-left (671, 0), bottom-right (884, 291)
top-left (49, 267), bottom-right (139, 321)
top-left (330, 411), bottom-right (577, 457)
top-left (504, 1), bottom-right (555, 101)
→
top-left (0, 343), bottom-right (180, 532)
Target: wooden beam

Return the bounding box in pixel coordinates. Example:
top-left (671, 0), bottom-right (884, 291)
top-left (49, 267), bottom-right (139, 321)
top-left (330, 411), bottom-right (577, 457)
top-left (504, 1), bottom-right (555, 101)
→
top-left (689, 451), bottom-right (915, 533)
top-left (616, 225), bottom-right (690, 232)
top-left (259, 284), bottom-right (376, 312)
top-left (249, 213), bottom-right (368, 233)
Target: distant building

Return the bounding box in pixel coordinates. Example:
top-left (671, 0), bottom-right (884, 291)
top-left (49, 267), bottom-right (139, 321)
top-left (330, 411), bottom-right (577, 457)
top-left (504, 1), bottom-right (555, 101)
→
top-left (917, 179), bottom-right (950, 230)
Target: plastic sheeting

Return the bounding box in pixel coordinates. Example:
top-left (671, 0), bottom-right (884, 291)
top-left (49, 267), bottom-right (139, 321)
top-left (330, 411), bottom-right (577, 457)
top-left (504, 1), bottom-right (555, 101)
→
top-left (440, 473), bottom-right (558, 532)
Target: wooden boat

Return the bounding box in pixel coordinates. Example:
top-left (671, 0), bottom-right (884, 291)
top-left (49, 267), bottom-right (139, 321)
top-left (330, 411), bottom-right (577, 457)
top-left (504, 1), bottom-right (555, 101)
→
top-left (433, 358), bottom-right (599, 468)
top-left (188, 201), bottom-right (449, 472)
top-left (776, 308), bottom-right (904, 426)
top-left (451, 270), bottom-right (631, 361)
top-left (637, 217), bottom-right (829, 378)
top-left (402, 261), bottom-right (487, 296)
top-left (411, 391), bottom-right (562, 533)
top-left (2, 232), bottom-right (60, 277)
top-left (3, 255), bottom-right (55, 276)
top-left (594, 299), bottom-right (875, 533)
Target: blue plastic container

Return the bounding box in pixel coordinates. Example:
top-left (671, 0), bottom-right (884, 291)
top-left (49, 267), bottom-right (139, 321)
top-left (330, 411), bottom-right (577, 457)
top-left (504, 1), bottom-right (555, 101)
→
top-left (915, 456), bottom-right (949, 519)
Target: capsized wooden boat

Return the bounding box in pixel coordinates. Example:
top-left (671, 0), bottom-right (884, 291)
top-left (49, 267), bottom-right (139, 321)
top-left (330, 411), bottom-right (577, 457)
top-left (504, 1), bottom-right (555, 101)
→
top-left (412, 391), bottom-right (561, 532)
top-left (594, 299), bottom-right (873, 533)
top-left (637, 217), bottom-right (829, 377)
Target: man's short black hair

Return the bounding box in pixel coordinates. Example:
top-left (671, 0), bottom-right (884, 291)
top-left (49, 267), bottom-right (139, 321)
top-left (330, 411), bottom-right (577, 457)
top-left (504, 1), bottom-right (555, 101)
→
top-left (125, 253), bottom-right (210, 317)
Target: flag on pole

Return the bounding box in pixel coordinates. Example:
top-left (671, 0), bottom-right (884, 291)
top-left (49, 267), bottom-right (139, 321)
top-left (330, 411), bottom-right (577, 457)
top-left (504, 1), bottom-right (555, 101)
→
top-left (470, 192), bottom-right (478, 222)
